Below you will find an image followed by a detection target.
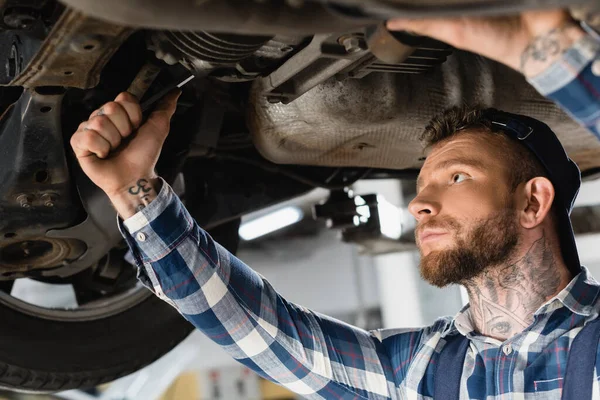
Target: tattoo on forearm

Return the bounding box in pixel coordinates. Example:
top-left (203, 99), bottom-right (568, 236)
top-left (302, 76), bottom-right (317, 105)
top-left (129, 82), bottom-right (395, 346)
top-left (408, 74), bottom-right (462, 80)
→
top-left (520, 30), bottom-right (561, 69)
top-left (464, 231), bottom-right (561, 340)
top-left (127, 178), bottom-right (156, 212)
top-left (520, 23), bottom-right (583, 76)
top-left (128, 179), bottom-right (152, 195)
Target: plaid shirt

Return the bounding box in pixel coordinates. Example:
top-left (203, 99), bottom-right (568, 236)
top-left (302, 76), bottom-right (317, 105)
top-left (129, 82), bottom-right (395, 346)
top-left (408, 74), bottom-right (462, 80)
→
top-left (528, 32), bottom-right (600, 139)
top-left (119, 32), bottom-right (600, 399)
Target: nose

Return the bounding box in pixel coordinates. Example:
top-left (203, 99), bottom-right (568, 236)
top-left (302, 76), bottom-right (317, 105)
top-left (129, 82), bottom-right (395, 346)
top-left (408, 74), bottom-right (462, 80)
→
top-left (408, 188), bottom-right (441, 222)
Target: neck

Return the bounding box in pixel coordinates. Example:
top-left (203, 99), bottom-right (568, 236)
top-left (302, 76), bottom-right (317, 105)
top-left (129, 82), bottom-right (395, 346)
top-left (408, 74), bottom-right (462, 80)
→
top-left (463, 230), bottom-right (572, 341)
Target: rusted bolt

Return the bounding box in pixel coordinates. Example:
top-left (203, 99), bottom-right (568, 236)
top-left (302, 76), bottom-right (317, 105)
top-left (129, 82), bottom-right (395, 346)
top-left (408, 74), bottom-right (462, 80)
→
top-left (41, 193), bottom-right (57, 207)
top-left (16, 194), bottom-right (32, 208)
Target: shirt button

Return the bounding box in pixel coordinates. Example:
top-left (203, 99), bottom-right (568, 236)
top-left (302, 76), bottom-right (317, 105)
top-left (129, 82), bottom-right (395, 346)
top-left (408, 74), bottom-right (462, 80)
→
top-left (136, 232), bottom-right (147, 242)
top-left (502, 344), bottom-right (513, 356)
top-left (593, 60), bottom-right (600, 77)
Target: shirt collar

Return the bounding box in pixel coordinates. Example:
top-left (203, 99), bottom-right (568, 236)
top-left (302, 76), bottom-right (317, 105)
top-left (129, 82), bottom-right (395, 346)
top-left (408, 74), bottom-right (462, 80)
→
top-left (448, 305), bottom-right (505, 345)
top-left (535, 266), bottom-right (600, 317)
top-left (446, 266), bottom-right (600, 341)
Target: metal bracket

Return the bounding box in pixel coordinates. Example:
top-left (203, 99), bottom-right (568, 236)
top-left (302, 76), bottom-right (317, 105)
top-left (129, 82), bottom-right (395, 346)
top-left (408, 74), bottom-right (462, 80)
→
top-left (10, 9), bottom-right (133, 89)
top-left (0, 89), bottom-right (86, 278)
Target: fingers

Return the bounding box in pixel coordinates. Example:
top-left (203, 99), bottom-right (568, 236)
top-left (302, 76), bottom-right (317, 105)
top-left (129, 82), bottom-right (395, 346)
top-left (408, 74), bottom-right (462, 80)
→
top-left (83, 116), bottom-right (122, 150)
top-left (72, 90), bottom-right (180, 160)
top-left (70, 127), bottom-right (111, 159)
top-left (91, 101), bottom-right (134, 138)
top-left (115, 92), bottom-right (143, 128)
top-left (89, 92), bottom-right (143, 135)
top-left (74, 91), bottom-right (145, 159)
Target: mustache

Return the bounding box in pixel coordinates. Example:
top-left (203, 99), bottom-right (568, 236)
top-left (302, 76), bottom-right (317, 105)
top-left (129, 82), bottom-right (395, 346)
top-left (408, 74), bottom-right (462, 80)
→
top-left (415, 217), bottom-right (462, 237)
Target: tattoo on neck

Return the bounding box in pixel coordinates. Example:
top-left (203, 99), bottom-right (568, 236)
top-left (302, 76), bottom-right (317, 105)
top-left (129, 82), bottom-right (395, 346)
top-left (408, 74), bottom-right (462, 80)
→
top-left (464, 231), bottom-right (561, 340)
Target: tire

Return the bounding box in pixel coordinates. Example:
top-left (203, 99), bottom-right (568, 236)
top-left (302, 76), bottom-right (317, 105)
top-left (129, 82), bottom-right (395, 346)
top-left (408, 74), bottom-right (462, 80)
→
top-left (0, 295), bottom-right (192, 392)
top-left (0, 220), bottom-right (240, 393)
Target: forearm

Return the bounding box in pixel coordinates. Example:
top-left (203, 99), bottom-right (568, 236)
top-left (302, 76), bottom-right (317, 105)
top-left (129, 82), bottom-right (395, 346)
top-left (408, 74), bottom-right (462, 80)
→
top-left (107, 176), bottom-right (162, 219)
top-left (520, 21), bottom-right (586, 78)
top-left (526, 30), bottom-right (600, 139)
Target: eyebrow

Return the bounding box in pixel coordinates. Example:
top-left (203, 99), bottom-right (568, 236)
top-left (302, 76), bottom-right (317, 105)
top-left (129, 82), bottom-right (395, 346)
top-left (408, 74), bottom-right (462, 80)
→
top-left (416, 158), bottom-right (487, 192)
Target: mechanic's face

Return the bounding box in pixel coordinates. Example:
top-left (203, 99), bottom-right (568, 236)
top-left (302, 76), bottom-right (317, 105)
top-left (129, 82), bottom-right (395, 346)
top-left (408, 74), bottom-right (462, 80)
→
top-left (409, 132), bottom-right (520, 287)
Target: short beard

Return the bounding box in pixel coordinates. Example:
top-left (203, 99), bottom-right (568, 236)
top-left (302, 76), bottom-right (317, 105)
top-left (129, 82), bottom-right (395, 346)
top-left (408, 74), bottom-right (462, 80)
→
top-left (419, 208), bottom-right (519, 288)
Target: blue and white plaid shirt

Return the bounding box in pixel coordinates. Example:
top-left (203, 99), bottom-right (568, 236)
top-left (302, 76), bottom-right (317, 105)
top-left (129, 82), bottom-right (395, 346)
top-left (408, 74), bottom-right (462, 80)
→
top-left (528, 33), bottom-right (600, 139)
top-left (119, 32), bottom-right (600, 399)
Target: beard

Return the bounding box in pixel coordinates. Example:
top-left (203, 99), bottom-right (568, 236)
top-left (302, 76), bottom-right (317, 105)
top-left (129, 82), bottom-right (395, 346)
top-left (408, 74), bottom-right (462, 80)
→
top-left (418, 208), bottom-right (520, 288)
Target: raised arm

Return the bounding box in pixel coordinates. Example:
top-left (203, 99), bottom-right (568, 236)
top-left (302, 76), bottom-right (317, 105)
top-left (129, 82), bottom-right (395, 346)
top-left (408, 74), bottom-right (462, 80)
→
top-left (70, 91), bottom-right (406, 399)
top-left (388, 10), bottom-right (600, 139)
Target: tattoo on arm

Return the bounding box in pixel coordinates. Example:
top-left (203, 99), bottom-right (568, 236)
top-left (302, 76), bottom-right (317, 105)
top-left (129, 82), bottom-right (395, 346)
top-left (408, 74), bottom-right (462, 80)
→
top-left (127, 178), bottom-right (156, 212)
top-left (520, 23), bottom-right (585, 77)
top-left (128, 179), bottom-right (152, 195)
top-left (521, 34), bottom-right (560, 67)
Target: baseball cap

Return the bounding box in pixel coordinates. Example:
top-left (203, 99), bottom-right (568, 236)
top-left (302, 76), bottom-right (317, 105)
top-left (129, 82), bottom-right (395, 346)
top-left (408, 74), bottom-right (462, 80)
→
top-left (482, 108), bottom-right (582, 276)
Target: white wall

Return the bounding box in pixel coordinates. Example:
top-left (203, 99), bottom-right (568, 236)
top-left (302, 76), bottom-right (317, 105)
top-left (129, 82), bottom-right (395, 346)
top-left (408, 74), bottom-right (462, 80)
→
top-left (239, 230), bottom-right (380, 317)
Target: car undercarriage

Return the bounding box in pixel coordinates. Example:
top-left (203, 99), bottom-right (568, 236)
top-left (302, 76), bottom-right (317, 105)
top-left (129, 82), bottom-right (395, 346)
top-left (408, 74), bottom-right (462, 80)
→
top-left (0, 0), bottom-right (598, 392)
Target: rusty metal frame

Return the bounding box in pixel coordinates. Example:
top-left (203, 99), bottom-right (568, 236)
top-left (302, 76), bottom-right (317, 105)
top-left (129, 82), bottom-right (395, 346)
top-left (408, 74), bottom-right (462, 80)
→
top-left (11, 8), bottom-right (132, 89)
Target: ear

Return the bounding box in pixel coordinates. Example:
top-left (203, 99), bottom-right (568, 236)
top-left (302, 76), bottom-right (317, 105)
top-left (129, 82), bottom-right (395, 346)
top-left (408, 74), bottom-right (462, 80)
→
top-left (518, 177), bottom-right (555, 229)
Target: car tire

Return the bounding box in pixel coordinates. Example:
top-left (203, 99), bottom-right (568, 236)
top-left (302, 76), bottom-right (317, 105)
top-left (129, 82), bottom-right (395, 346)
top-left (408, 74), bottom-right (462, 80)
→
top-left (0, 219), bottom-right (240, 392)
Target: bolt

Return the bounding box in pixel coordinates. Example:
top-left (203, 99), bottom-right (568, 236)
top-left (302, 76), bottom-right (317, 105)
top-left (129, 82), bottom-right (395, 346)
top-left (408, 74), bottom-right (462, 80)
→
top-left (16, 194), bottom-right (32, 208)
top-left (342, 37), bottom-right (362, 54)
top-left (41, 193), bottom-right (57, 207)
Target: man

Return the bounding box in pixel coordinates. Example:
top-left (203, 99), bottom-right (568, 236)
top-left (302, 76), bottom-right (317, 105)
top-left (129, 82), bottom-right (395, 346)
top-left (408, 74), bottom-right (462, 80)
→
top-left (70, 9), bottom-right (600, 399)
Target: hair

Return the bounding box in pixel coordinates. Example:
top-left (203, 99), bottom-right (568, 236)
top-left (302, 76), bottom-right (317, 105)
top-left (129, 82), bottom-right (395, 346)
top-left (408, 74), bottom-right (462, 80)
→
top-left (421, 106), bottom-right (550, 192)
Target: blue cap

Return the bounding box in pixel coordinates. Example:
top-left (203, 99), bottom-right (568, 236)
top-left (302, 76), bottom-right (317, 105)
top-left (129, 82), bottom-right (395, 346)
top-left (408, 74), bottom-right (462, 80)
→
top-left (483, 109), bottom-right (582, 276)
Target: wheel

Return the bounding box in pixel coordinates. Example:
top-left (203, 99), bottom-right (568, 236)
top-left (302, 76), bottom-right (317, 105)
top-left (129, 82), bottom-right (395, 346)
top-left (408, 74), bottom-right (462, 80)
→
top-left (0, 220), bottom-right (240, 392)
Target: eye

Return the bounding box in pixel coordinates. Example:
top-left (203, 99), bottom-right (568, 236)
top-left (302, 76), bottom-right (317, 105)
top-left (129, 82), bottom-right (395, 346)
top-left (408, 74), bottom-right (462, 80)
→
top-left (451, 173), bottom-right (469, 184)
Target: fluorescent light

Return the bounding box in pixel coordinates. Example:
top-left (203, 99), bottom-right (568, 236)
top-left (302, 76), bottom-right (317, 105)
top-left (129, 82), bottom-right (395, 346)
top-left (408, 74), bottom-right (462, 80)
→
top-left (377, 195), bottom-right (402, 239)
top-left (239, 207), bottom-right (304, 241)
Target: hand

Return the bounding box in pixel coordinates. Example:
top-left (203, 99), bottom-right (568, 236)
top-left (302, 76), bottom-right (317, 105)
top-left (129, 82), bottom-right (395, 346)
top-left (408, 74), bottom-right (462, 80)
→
top-left (387, 10), bottom-right (585, 77)
top-left (70, 90), bottom-right (180, 218)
